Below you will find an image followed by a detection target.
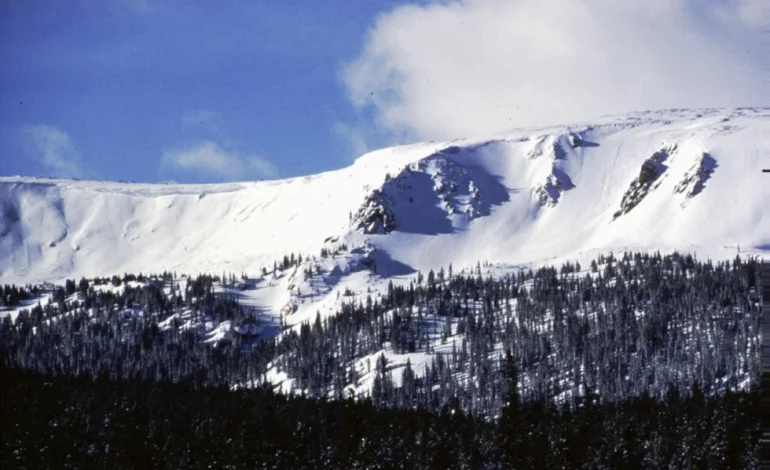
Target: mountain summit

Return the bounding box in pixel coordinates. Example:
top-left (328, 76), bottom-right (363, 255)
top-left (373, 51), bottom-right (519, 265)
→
top-left (1, 108), bottom-right (768, 287)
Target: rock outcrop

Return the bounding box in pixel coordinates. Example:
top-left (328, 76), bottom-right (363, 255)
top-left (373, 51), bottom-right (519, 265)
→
top-left (674, 152), bottom-right (717, 204)
top-left (613, 145), bottom-right (677, 219)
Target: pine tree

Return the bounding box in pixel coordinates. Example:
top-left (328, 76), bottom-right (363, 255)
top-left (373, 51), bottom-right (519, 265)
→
top-left (498, 349), bottom-right (524, 467)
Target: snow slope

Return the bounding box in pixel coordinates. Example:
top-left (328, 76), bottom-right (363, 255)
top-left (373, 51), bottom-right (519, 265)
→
top-left (1, 108), bottom-right (768, 292)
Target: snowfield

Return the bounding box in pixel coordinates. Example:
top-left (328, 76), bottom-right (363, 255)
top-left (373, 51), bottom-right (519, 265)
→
top-left (1, 107), bottom-right (768, 296)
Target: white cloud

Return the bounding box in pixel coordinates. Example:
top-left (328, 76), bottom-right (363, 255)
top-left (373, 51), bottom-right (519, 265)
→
top-left (343, 0), bottom-right (769, 141)
top-left (162, 141), bottom-right (278, 181)
top-left (732, 0), bottom-right (770, 27)
top-left (21, 125), bottom-right (84, 178)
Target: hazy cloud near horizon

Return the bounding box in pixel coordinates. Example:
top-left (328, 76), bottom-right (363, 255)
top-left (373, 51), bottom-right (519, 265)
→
top-left (21, 125), bottom-right (84, 178)
top-left (161, 141), bottom-right (278, 182)
top-left (343, 0), bottom-right (769, 141)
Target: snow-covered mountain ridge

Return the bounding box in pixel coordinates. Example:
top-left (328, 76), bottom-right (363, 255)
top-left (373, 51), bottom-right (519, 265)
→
top-left (1, 108), bottom-right (768, 289)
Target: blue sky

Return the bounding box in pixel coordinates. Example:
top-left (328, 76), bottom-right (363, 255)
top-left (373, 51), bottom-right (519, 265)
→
top-left (1, 0), bottom-right (766, 183)
top-left (0, 0), bottom-right (411, 183)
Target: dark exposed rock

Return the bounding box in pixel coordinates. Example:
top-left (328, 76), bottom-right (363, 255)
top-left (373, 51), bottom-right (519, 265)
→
top-left (674, 152), bottom-right (717, 202)
top-left (352, 189), bottom-right (397, 234)
top-left (613, 145), bottom-right (676, 219)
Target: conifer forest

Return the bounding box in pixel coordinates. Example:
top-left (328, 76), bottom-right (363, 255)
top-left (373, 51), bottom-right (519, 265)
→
top-left (1, 251), bottom-right (763, 468)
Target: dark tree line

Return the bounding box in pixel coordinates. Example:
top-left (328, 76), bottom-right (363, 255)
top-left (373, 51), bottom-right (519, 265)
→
top-left (0, 284), bottom-right (38, 307)
top-left (1, 363), bottom-right (759, 469)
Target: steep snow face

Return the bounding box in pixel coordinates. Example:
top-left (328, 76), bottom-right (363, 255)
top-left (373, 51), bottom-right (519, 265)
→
top-left (0, 142), bottom-right (433, 285)
top-left (360, 109), bottom-right (769, 276)
top-left (351, 146), bottom-right (510, 235)
top-left (1, 108), bottom-right (768, 286)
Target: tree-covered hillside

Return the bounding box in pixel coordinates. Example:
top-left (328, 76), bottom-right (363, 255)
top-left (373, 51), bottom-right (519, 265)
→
top-left (1, 252), bottom-right (761, 419)
top-left (1, 364), bottom-right (759, 469)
